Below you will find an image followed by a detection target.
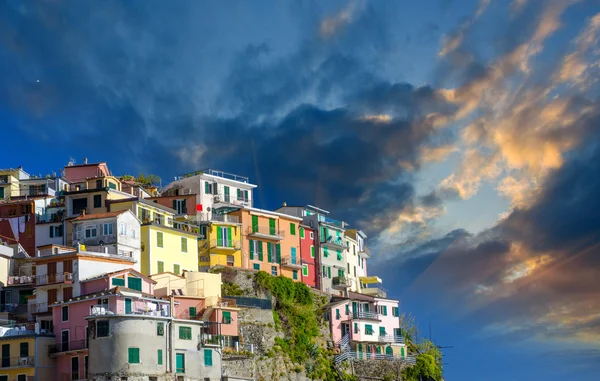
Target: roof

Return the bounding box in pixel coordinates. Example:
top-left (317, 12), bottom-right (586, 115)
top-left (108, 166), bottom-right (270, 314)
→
top-left (150, 271), bottom-right (185, 279)
top-left (321, 300), bottom-right (349, 310)
top-left (50, 286), bottom-right (165, 307)
top-left (72, 210), bottom-right (128, 222)
top-left (108, 197), bottom-right (178, 215)
top-left (243, 206), bottom-right (303, 221)
top-left (80, 268), bottom-right (157, 284)
top-left (64, 162), bottom-right (106, 168)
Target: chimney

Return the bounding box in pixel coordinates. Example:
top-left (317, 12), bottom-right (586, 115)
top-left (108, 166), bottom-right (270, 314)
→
top-left (282, 202), bottom-right (287, 207)
top-left (83, 158), bottom-right (88, 165)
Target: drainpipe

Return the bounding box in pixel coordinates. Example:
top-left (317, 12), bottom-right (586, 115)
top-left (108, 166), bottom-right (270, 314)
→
top-left (168, 295), bottom-right (175, 373)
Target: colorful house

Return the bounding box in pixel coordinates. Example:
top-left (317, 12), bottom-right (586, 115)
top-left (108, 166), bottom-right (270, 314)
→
top-left (108, 199), bottom-right (201, 276)
top-left (0, 167), bottom-right (29, 200)
top-left (326, 292), bottom-right (406, 361)
top-left (0, 200), bottom-right (36, 259)
top-left (50, 268), bottom-right (158, 381)
top-left (0, 244), bottom-right (34, 322)
top-left (299, 224), bottom-right (317, 288)
top-left (229, 207), bottom-right (302, 280)
top-left (0, 321), bottom-right (55, 381)
top-left (344, 229), bottom-right (370, 293)
top-left (197, 214), bottom-right (242, 271)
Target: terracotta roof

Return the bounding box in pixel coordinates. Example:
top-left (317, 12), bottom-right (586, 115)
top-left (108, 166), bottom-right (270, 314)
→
top-left (72, 210), bottom-right (128, 221)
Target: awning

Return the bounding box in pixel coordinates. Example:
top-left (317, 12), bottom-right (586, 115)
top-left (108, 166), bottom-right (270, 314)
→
top-left (359, 276), bottom-right (382, 285)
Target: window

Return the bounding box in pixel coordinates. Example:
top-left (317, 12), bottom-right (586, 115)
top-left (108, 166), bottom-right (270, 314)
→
top-left (268, 218), bottom-right (275, 235)
top-left (48, 289), bottom-right (57, 304)
top-left (253, 263), bottom-right (260, 271)
top-left (224, 186), bottom-right (230, 202)
top-left (173, 199), bottom-right (187, 215)
top-left (271, 266), bottom-right (277, 276)
top-left (300, 227), bottom-right (305, 238)
top-left (354, 323), bottom-right (359, 334)
top-left (310, 231), bottom-right (314, 239)
top-left (158, 349), bottom-right (163, 365)
top-left (93, 194), bottom-right (102, 208)
top-left (173, 264), bottom-right (180, 275)
top-left (62, 305), bottom-right (69, 322)
top-left (176, 353), bottom-right (185, 373)
top-left (189, 307), bottom-right (196, 317)
top-left (337, 250), bottom-right (342, 261)
top-left (108, 182), bottom-right (117, 190)
top-left (199, 256), bottom-right (210, 263)
top-left (179, 326), bottom-right (192, 340)
top-left (345, 305), bottom-right (350, 315)
top-left (119, 223), bottom-right (127, 236)
top-left (19, 342), bottom-right (28, 357)
top-left (393, 328), bottom-right (402, 338)
top-left (157, 232), bottom-right (163, 247)
top-left (63, 287), bottom-right (73, 300)
top-left (157, 322), bottom-right (165, 336)
top-left (392, 307), bottom-right (399, 317)
top-left (128, 347), bottom-right (140, 364)
top-left (128, 277), bottom-right (142, 292)
top-left (97, 321), bottom-right (110, 337)
top-left (365, 325), bottom-right (374, 335)
top-left (222, 311), bottom-right (232, 324)
top-left (290, 223), bottom-right (296, 235)
top-left (227, 255), bottom-right (234, 266)
top-left (157, 261), bottom-right (164, 273)
top-left (112, 277), bottom-right (125, 286)
top-left (302, 264), bottom-right (308, 277)
top-left (103, 223), bottom-right (113, 235)
top-left (203, 349), bottom-right (213, 367)
top-left (310, 246), bottom-right (315, 258)
top-left (378, 306), bottom-right (388, 316)
top-left (84, 356), bottom-right (88, 379)
top-left (50, 225), bottom-right (63, 238)
top-left (204, 181), bottom-right (211, 194)
top-left (85, 226), bottom-right (97, 239)
top-left (336, 309), bottom-right (341, 319)
top-left (292, 270), bottom-right (298, 280)
top-left (71, 356), bottom-right (79, 380)
top-left (379, 327), bottom-right (387, 336)
top-left (181, 237), bottom-right (187, 252)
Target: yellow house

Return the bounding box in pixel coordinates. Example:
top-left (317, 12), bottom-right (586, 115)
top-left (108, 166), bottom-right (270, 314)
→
top-left (0, 167), bottom-right (29, 200)
top-left (197, 215), bottom-right (242, 271)
top-left (109, 199), bottom-right (200, 276)
top-left (151, 271), bottom-right (222, 306)
top-left (0, 324), bottom-right (55, 381)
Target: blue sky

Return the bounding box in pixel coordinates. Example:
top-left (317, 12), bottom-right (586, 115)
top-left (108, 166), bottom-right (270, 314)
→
top-left (2, 1), bottom-right (600, 380)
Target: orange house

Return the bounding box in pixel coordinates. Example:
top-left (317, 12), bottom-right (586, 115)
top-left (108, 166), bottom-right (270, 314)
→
top-left (230, 207), bottom-right (303, 280)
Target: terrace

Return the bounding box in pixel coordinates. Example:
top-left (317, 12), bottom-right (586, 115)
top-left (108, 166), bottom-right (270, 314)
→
top-left (246, 225), bottom-right (285, 241)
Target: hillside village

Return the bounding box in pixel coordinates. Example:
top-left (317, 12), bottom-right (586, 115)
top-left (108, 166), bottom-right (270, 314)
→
top-left (0, 161), bottom-right (440, 381)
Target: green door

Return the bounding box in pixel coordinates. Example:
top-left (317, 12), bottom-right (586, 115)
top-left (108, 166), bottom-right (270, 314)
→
top-left (269, 219), bottom-right (276, 235)
top-left (176, 353), bottom-right (185, 373)
top-left (125, 298), bottom-right (132, 314)
top-left (401, 347), bottom-right (405, 358)
top-left (358, 343), bottom-right (362, 360)
top-left (386, 346), bottom-right (393, 357)
top-left (352, 302), bottom-right (357, 316)
top-left (224, 186), bottom-right (230, 202)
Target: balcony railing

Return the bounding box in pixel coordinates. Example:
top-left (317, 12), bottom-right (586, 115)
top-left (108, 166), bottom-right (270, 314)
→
top-left (209, 239), bottom-right (241, 250)
top-left (246, 226), bottom-right (285, 240)
top-left (321, 235), bottom-right (346, 249)
top-left (280, 257), bottom-right (303, 269)
top-left (360, 287), bottom-right (387, 298)
top-left (332, 276), bottom-right (351, 289)
top-left (358, 246), bottom-right (370, 258)
top-left (49, 339), bottom-right (88, 355)
top-left (334, 351), bottom-right (414, 364)
top-left (379, 335), bottom-right (405, 344)
top-left (89, 304), bottom-right (171, 317)
top-left (210, 214), bottom-right (240, 224)
top-left (0, 356), bottom-right (35, 368)
top-left (30, 302), bottom-right (48, 314)
top-left (36, 272), bottom-right (73, 286)
top-left (7, 275), bottom-right (35, 285)
top-left (0, 323), bottom-right (37, 337)
top-left (202, 169), bottom-right (249, 183)
top-left (352, 311), bottom-right (380, 320)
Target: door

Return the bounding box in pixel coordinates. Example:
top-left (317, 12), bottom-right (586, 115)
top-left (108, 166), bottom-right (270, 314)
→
top-left (176, 353), bottom-right (185, 373)
top-left (352, 302), bottom-right (357, 316)
top-left (62, 330), bottom-right (70, 351)
top-left (0, 187), bottom-right (4, 199)
top-left (386, 346), bottom-right (393, 358)
top-left (341, 323), bottom-right (349, 338)
top-left (125, 298), bottom-right (132, 314)
top-left (357, 343), bottom-right (362, 360)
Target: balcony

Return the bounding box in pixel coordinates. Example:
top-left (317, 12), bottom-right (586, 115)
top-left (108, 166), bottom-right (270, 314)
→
top-left (379, 335), bottom-right (405, 344)
top-left (358, 246), bottom-right (370, 258)
top-left (7, 275), bottom-right (35, 286)
top-left (321, 235), bottom-right (346, 250)
top-left (88, 303), bottom-right (171, 317)
top-left (352, 311), bottom-right (380, 320)
top-left (334, 351), bottom-right (414, 364)
top-left (0, 356), bottom-right (34, 368)
top-left (212, 194), bottom-right (250, 207)
top-left (246, 226), bottom-right (285, 241)
top-left (49, 339), bottom-right (88, 356)
top-left (30, 302), bottom-right (49, 314)
top-left (281, 257), bottom-right (303, 270)
top-left (0, 322), bottom-right (37, 337)
top-left (36, 272), bottom-right (73, 286)
top-left (210, 214), bottom-right (240, 224)
top-left (360, 287), bottom-right (387, 298)
top-left (0, 304), bottom-right (28, 315)
top-left (172, 221), bottom-right (201, 235)
top-left (209, 239), bottom-right (241, 250)
top-left (332, 276), bottom-right (351, 289)
top-left (321, 217), bottom-right (347, 229)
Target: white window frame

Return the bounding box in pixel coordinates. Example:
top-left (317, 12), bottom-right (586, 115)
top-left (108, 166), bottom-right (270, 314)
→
top-left (119, 223), bottom-right (127, 236)
top-left (310, 232), bottom-right (314, 239)
top-left (85, 226), bottom-right (97, 239)
top-left (103, 223), bottom-right (113, 235)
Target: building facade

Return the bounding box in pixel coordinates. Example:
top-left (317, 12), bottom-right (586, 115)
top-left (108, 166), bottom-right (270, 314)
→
top-left (299, 225), bottom-right (316, 288)
top-left (197, 214), bottom-right (242, 271)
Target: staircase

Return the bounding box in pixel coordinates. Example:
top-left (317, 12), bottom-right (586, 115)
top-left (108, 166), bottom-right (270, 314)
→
top-left (334, 334), bottom-right (350, 363)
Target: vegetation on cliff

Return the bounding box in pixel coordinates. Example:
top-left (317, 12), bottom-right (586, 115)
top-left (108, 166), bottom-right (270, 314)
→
top-left (399, 314), bottom-right (443, 381)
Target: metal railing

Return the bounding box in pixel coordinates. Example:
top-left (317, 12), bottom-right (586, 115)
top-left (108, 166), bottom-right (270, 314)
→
top-left (352, 311), bottom-right (380, 320)
top-left (280, 256), bottom-right (302, 268)
top-left (379, 335), bottom-right (405, 344)
top-left (360, 287), bottom-right (387, 298)
top-left (7, 275), bottom-right (35, 285)
top-left (49, 339), bottom-right (88, 355)
top-left (0, 322), bottom-right (37, 337)
top-left (0, 356), bottom-right (35, 368)
top-left (36, 272), bottom-right (73, 286)
top-left (89, 304), bottom-right (170, 317)
top-left (321, 235), bottom-right (346, 248)
top-left (332, 276), bottom-right (351, 288)
top-left (334, 351), bottom-right (414, 364)
top-left (246, 226), bottom-right (285, 238)
top-left (209, 239), bottom-right (241, 250)
top-left (202, 169), bottom-right (249, 183)
top-left (30, 303), bottom-right (48, 314)
top-left (322, 217), bottom-right (347, 229)
top-left (209, 214), bottom-right (240, 224)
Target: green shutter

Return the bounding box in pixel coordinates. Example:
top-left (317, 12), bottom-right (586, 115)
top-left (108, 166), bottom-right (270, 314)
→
top-left (269, 219), bottom-right (276, 235)
top-left (179, 326), bottom-right (191, 340)
top-left (276, 244), bottom-right (281, 264)
top-left (302, 265), bottom-right (308, 276)
top-left (157, 232), bottom-right (163, 247)
top-left (345, 305), bottom-right (350, 315)
top-left (253, 263), bottom-right (260, 270)
top-left (128, 348), bottom-right (140, 363)
top-left (290, 223), bottom-right (296, 235)
top-left (189, 307), bottom-right (196, 317)
top-left (327, 267), bottom-right (331, 278)
top-left (223, 311), bottom-right (231, 324)
top-left (310, 246), bottom-right (315, 258)
top-left (293, 270), bottom-right (298, 280)
top-left (380, 327), bottom-right (386, 336)
top-left (354, 323), bottom-right (358, 333)
top-left (128, 277), bottom-right (142, 291)
top-left (204, 349), bottom-right (213, 366)
top-left (320, 226), bottom-right (324, 240)
top-left (227, 227), bottom-right (232, 247)
top-left (112, 278), bottom-right (125, 286)
top-left (157, 261), bottom-right (164, 273)
top-left (158, 349), bottom-right (163, 365)
top-left (324, 247), bottom-right (329, 257)
top-left (157, 322), bottom-right (164, 336)
top-left (244, 190), bottom-right (249, 201)
top-left (300, 227), bottom-right (304, 238)
top-left (252, 216), bottom-right (259, 232)
top-left (258, 241), bottom-right (264, 261)
top-left (267, 242), bottom-right (272, 263)
top-left (174, 264), bottom-right (180, 275)
top-left (125, 298), bottom-right (132, 314)
top-left (249, 240), bottom-right (254, 260)
top-left (181, 237), bottom-right (187, 252)
top-left (337, 250), bottom-right (342, 260)
top-left (217, 227), bottom-right (222, 243)
top-left (205, 181), bottom-right (210, 194)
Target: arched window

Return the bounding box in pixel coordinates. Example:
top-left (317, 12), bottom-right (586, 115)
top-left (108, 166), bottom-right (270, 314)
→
top-left (386, 346), bottom-right (393, 357)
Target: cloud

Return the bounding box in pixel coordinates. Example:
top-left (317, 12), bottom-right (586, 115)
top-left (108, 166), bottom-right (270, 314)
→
top-left (320, 1), bottom-right (362, 38)
top-left (439, 0), bottom-right (491, 57)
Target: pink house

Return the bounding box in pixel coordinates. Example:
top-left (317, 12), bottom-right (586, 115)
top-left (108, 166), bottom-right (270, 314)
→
top-left (299, 224), bottom-right (316, 288)
top-left (326, 292), bottom-right (407, 361)
top-left (63, 161), bottom-right (111, 184)
top-left (50, 269), bottom-right (160, 381)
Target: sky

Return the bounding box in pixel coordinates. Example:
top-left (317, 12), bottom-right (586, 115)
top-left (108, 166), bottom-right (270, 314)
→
top-left (1, 0), bottom-right (600, 379)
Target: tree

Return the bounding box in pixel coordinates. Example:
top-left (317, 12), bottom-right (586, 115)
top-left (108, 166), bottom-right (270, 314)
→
top-left (401, 352), bottom-right (443, 381)
top-left (135, 173), bottom-right (161, 187)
